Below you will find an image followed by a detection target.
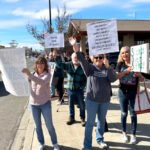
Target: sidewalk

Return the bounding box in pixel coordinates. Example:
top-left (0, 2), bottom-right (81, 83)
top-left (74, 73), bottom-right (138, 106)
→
top-left (11, 89), bottom-right (150, 150)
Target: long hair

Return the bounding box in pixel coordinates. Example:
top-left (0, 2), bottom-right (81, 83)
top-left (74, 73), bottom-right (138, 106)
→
top-left (34, 56), bottom-right (49, 73)
top-left (117, 46), bottom-right (130, 63)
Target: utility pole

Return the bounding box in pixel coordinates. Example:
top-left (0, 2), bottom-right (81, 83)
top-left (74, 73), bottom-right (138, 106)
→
top-left (49, 0), bottom-right (52, 32)
top-left (47, 0), bottom-right (52, 54)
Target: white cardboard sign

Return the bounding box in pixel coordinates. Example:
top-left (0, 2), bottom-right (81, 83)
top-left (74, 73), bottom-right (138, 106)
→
top-left (130, 43), bottom-right (149, 73)
top-left (87, 19), bottom-right (119, 56)
top-left (48, 62), bottom-right (56, 86)
top-left (0, 48), bottom-right (30, 96)
top-left (44, 33), bottom-right (64, 48)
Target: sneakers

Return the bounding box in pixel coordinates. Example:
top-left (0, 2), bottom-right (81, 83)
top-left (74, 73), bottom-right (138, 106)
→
top-left (53, 144), bottom-right (60, 150)
top-left (81, 118), bottom-right (86, 127)
top-left (130, 134), bottom-right (136, 144)
top-left (38, 144), bottom-right (44, 150)
top-left (122, 132), bottom-right (128, 143)
top-left (66, 117), bottom-right (75, 125)
top-left (97, 141), bottom-right (108, 149)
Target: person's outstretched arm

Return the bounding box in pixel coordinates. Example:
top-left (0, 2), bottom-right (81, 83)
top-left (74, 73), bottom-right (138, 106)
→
top-left (69, 37), bottom-right (94, 76)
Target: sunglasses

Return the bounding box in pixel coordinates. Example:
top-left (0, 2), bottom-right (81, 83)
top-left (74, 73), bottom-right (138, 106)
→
top-left (94, 56), bottom-right (104, 60)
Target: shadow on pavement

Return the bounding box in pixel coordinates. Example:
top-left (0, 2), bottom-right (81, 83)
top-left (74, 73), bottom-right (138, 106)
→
top-left (136, 123), bottom-right (150, 139)
top-left (44, 145), bottom-right (79, 150)
top-left (108, 102), bottom-right (120, 110)
top-left (107, 141), bottom-right (150, 150)
top-left (0, 81), bottom-right (9, 97)
top-left (105, 122), bottom-right (150, 150)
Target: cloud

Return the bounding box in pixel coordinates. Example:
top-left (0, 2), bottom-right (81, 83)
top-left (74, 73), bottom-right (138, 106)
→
top-left (12, 8), bottom-right (62, 20)
top-left (3, 0), bottom-right (20, 2)
top-left (0, 19), bottom-right (27, 29)
top-left (121, 3), bottom-right (135, 9)
top-left (18, 42), bottom-right (44, 50)
top-left (131, 0), bottom-right (150, 3)
top-left (55, 0), bottom-right (112, 14)
top-left (66, 0), bottom-right (111, 8)
top-left (11, 0), bottom-right (112, 20)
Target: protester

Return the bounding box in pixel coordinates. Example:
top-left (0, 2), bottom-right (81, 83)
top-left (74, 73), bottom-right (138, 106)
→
top-left (48, 51), bottom-right (56, 97)
top-left (52, 49), bottom-right (64, 104)
top-left (116, 46), bottom-right (143, 144)
top-left (55, 51), bottom-right (86, 126)
top-left (70, 37), bottom-right (118, 150)
top-left (22, 56), bottom-right (60, 150)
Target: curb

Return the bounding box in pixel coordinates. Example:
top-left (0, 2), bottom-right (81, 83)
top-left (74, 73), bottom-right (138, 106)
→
top-left (10, 103), bottom-right (31, 150)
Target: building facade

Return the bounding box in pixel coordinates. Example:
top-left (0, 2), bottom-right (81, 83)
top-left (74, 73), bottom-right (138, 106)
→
top-left (68, 19), bottom-right (150, 52)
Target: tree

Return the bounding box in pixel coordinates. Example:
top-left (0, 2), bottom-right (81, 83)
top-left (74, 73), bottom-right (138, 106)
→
top-left (26, 4), bottom-right (71, 47)
top-left (26, 18), bottom-right (53, 46)
top-left (55, 5), bottom-right (70, 33)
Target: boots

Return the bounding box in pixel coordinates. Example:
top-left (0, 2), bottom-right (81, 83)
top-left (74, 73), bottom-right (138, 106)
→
top-left (66, 117), bottom-right (75, 125)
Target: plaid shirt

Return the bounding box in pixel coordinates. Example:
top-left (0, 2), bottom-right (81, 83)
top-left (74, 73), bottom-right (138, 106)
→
top-left (56, 58), bottom-right (86, 90)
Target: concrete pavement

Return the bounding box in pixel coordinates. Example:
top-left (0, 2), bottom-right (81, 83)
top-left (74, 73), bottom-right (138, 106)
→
top-left (11, 88), bottom-right (150, 150)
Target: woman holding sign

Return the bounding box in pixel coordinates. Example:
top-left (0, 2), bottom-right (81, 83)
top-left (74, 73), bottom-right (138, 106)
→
top-left (22, 56), bottom-right (60, 150)
top-left (116, 46), bottom-right (143, 144)
top-left (70, 37), bottom-right (118, 150)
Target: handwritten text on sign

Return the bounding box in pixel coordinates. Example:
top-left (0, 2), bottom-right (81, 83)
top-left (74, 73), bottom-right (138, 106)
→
top-left (87, 19), bottom-right (119, 56)
top-left (44, 33), bottom-right (64, 48)
top-left (130, 43), bottom-right (149, 73)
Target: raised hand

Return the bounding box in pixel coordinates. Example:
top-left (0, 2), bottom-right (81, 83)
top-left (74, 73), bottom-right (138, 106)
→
top-left (69, 37), bottom-right (76, 46)
top-left (69, 37), bottom-right (79, 52)
top-left (22, 68), bottom-right (31, 76)
top-left (103, 56), bottom-right (110, 69)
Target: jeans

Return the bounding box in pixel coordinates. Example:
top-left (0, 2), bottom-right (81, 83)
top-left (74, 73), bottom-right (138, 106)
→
top-left (118, 89), bottom-right (137, 135)
top-left (67, 89), bottom-right (85, 119)
top-left (31, 101), bottom-right (57, 145)
top-left (84, 99), bottom-right (109, 149)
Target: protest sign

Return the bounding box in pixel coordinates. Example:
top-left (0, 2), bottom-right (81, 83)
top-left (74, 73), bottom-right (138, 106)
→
top-left (0, 48), bottom-right (30, 96)
top-left (130, 43), bottom-right (150, 73)
top-left (48, 62), bottom-right (56, 86)
top-left (87, 19), bottom-right (119, 56)
top-left (44, 33), bottom-right (64, 48)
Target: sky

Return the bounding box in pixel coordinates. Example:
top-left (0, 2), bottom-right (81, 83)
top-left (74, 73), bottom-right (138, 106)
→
top-left (0, 0), bottom-right (150, 51)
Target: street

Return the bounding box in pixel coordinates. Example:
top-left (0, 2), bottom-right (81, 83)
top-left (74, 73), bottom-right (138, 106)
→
top-left (0, 58), bottom-right (34, 150)
top-left (0, 80), bottom-right (28, 150)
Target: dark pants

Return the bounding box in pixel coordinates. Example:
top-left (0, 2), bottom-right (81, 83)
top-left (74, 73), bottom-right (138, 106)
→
top-left (55, 77), bottom-right (64, 101)
top-left (67, 89), bottom-right (85, 119)
top-left (118, 89), bottom-right (137, 135)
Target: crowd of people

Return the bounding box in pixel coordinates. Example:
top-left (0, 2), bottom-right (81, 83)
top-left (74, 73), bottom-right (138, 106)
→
top-left (22, 37), bottom-right (146, 150)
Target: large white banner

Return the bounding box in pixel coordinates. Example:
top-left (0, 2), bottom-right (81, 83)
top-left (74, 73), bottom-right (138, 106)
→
top-left (87, 19), bottom-right (119, 56)
top-left (44, 33), bottom-right (64, 48)
top-left (130, 43), bottom-right (149, 73)
top-left (0, 48), bottom-right (30, 96)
